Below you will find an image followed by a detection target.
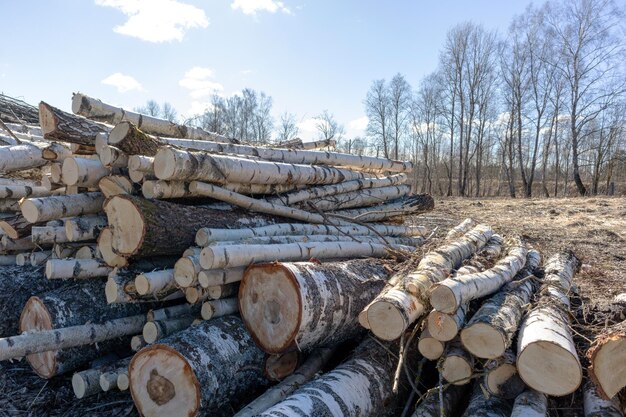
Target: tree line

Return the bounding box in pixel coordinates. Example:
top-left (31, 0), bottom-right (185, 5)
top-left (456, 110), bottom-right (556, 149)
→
top-left (142, 0), bottom-right (625, 197)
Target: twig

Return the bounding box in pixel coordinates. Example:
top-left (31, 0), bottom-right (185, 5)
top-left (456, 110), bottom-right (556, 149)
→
top-left (392, 332), bottom-right (406, 394)
top-left (0, 119), bottom-right (21, 144)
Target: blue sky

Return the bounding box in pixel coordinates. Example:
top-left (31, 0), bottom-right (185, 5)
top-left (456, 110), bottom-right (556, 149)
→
top-left (1, 0), bottom-right (536, 139)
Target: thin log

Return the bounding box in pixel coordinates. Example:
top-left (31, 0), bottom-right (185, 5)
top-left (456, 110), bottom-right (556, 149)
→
top-left (174, 255), bottom-right (203, 288)
top-left (303, 185), bottom-right (411, 211)
top-left (197, 267), bottom-right (246, 288)
top-left (99, 145), bottom-right (128, 168)
top-left (135, 269), bottom-right (177, 298)
top-left (484, 349), bottom-right (525, 399)
top-left (98, 175), bottom-right (136, 198)
top-left (201, 298), bottom-right (238, 320)
top-left (20, 192), bottom-right (104, 223)
top-left (45, 258), bottom-right (112, 279)
top-left (0, 144), bottom-right (47, 173)
top-left (75, 245), bottom-right (100, 259)
top-left (143, 316), bottom-right (195, 344)
top-left (32, 226), bottom-right (69, 244)
top-left (0, 93), bottom-right (39, 124)
top-left (64, 215), bottom-right (107, 241)
top-left (418, 323), bottom-right (445, 360)
top-left (240, 259), bottom-right (388, 353)
top-left (147, 304), bottom-right (200, 322)
top-left (130, 335), bottom-right (147, 352)
top-left (129, 316), bottom-right (268, 417)
top-left (42, 142), bottom-right (73, 160)
top-left (510, 390), bottom-right (548, 417)
top-left (461, 383), bottom-right (513, 417)
top-left (329, 195), bottom-right (435, 222)
top-left (427, 304), bottom-right (468, 342)
top-left (516, 251), bottom-right (582, 396)
top-left (446, 218), bottom-right (476, 240)
top-left (0, 213), bottom-right (35, 239)
top-left (0, 184), bottom-right (61, 199)
top-left (410, 385), bottom-right (467, 417)
top-left (39, 101), bottom-right (110, 145)
top-left (61, 157), bottom-right (110, 187)
top-left (440, 339), bottom-right (474, 385)
top-left (461, 250), bottom-right (542, 359)
top-left (1, 235), bottom-right (37, 252)
top-left (583, 380), bottom-right (623, 417)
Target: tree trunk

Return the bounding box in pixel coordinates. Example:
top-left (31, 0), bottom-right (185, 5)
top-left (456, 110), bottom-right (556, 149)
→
top-left (235, 347), bottom-right (334, 417)
top-left (15, 281), bottom-right (147, 377)
top-left (583, 380), bottom-right (623, 417)
top-left (201, 298), bottom-right (238, 320)
top-left (62, 157), bottom-right (110, 187)
top-left (64, 215), bottom-right (107, 241)
top-left (73, 94), bottom-right (231, 142)
top-left (20, 192), bottom-right (104, 223)
top-left (587, 319), bottom-right (626, 400)
top-left (330, 194), bottom-right (435, 222)
top-left (430, 237), bottom-right (527, 313)
top-left (155, 148), bottom-right (368, 185)
top-left (239, 259), bottom-right (389, 353)
top-left (441, 339), bottom-right (474, 385)
top-left (0, 213), bottom-right (36, 239)
top-left (510, 389), bottom-right (548, 417)
top-left (266, 174), bottom-right (408, 206)
top-left (517, 251), bottom-right (582, 396)
top-left (129, 316), bottom-right (268, 417)
top-left (301, 185), bottom-right (411, 211)
top-left (45, 258), bottom-right (112, 279)
top-left (410, 385), bottom-right (468, 417)
top-left (259, 338), bottom-right (396, 417)
top-left (0, 93), bottom-right (40, 124)
top-left (196, 223), bottom-right (424, 246)
top-left (461, 383), bottom-right (513, 417)
top-left (104, 195), bottom-right (276, 257)
top-left (39, 101), bottom-right (110, 145)
top-left (142, 316), bottom-right (195, 344)
top-left (200, 241), bottom-right (410, 270)
top-left (0, 184), bottom-right (61, 199)
top-left (484, 350), bottom-right (525, 399)
top-left (364, 224), bottom-right (493, 341)
top-left (0, 144), bottom-right (47, 173)
top-left (461, 250), bottom-right (542, 359)
top-left (197, 267), bottom-right (246, 288)
top-left (32, 226), bottom-right (69, 244)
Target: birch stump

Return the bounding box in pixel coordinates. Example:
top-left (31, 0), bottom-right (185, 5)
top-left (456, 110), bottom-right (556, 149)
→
top-left (239, 259), bottom-right (389, 353)
top-left (516, 251), bottom-right (582, 396)
top-left (129, 316), bottom-right (268, 417)
top-left (18, 281), bottom-right (146, 377)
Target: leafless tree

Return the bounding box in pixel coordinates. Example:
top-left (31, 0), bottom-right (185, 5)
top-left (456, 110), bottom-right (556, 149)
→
top-left (275, 112), bottom-right (299, 143)
top-left (315, 110), bottom-right (344, 141)
top-left (389, 73), bottom-right (412, 160)
top-left (365, 79), bottom-right (391, 158)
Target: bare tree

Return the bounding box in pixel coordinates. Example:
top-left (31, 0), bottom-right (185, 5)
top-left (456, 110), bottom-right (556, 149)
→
top-left (315, 110), bottom-right (344, 141)
top-left (365, 79), bottom-right (391, 158)
top-left (389, 73), bottom-right (412, 159)
top-left (276, 112), bottom-right (299, 143)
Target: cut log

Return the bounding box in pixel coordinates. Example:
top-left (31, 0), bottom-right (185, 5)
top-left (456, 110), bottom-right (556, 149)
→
top-left (235, 347), bottom-right (334, 417)
top-left (99, 145), bottom-right (128, 169)
top-left (239, 259), bottom-right (388, 353)
top-left (440, 339), bottom-right (474, 385)
top-left (62, 157), bottom-right (110, 187)
top-left (0, 184), bottom-right (60, 199)
top-left (99, 358), bottom-right (132, 392)
top-left (1, 235), bottom-right (36, 252)
top-left (117, 370), bottom-right (130, 391)
top-left (75, 245), bottom-right (100, 259)
top-left (258, 338), bottom-right (396, 417)
top-left (39, 101), bottom-right (110, 145)
top-left (206, 283), bottom-right (239, 300)
top-left (116, 120), bottom-right (411, 172)
top-left (208, 234), bottom-right (422, 247)
top-left (0, 213), bottom-right (35, 239)
top-left (0, 144), bottom-right (47, 173)
top-left (280, 137), bottom-right (336, 150)
top-left (72, 368), bottom-right (104, 398)
top-left (64, 215), bottom-right (107, 241)
top-left (142, 180), bottom-right (295, 199)
top-left (0, 93), bottom-right (40, 124)
top-left (583, 380), bottom-right (623, 417)
top-left (427, 304), bottom-right (467, 342)
top-left (484, 350), bottom-right (525, 399)
top-left (517, 251), bottom-right (582, 396)
top-left (155, 148), bottom-right (368, 184)
top-left (330, 195), bottom-right (435, 222)
top-left (147, 304), bottom-right (200, 322)
top-left (587, 320), bottom-right (626, 400)
top-left (196, 222), bottom-right (425, 246)
top-left (0, 254), bottom-right (16, 265)
top-left (201, 298), bottom-right (239, 320)
top-left (45, 258), bottom-right (112, 279)
top-left (430, 237), bottom-right (528, 313)
top-left (201, 240), bottom-right (408, 270)
top-left (15, 281), bottom-right (146, 377)
top-left (31, 226), bottom-right (69, 244)
top-left (20, 192), bottom-right (104, 223)
top-left (74, 94), bottom-right (229, 142)
top-left (104, 195), bottom-right (275, 257)
top-left (364, 223), bottom-right (494, 341)
top-left (15, 252), bottom-right (30, 266)
top-left (184, 286), bottom-right (209, 304)
top-left (461, 250), bottom-right (542, 359)
top-left (461, 383), bottom-right (513, 417)
top-left (143, 316), bottom-right (195, 344)
top-left (0, 198), bottom-right (21, 213)
top-left (135, 269), bottom-right (177, 297)
top-left (446, 218), bottom-right (476, 240)
top-left (98, 175), bottom-right (136, 198)
top-left (266, 174), bottom-right (408, 206)
top-left (129, 316), bottom-right (267, 417)
top-left (128, 154), bottom-right (154, 172)
top-left (418, 323), bottom-right (446, 360)
top-left (97, 227), bottom-right (128, 267)
top-left (410, 385), bottom-right (467, 417)
top-left (41, 142), bottom-right (73, 161)
top-left (264, 351), bottom-right (300, 381)
top-left (197, 267), bottom-right (246, 288)
top-left (106, 268), bottom-right (183, 304)
top-left (53, 242), bottom-right (83, 259)
top-left (29, 250), bottom-right (52, 266)
top-left (510, 389), bottom-right (548, 417)
top-left (303, 185), bottom-right (411, 211)
top-left (174, 255), bottom-right (203, 288)
top-left (131, 335), bottom-right (147, 352)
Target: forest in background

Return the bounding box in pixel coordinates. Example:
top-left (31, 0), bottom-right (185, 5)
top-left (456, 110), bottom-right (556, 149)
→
top-left (139, 0), bottom-right (626, 197)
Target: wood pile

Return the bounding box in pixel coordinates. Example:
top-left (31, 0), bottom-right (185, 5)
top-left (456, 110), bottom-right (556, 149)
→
top-left (0, 92), bottom-right (623, 416)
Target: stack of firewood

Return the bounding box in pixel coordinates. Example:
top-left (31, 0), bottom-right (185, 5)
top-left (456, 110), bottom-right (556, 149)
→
top-left (1, 92), bottom-right (624, 417)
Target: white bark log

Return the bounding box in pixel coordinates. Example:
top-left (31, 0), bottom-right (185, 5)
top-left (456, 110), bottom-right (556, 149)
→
top-left (98, 175), bottom-right (136, 198)
top-left (445, 218), bottom-right (476, 240)
top-left (29, 250), bottom-right (52, 266)
top-left (61, 157), bottom-right (110, 187)
top-left (235, 347), bottom-right (335, 417)
top-left (330, 195), bottom-right (435, 222)
top-left (45, 258), bottom-right (112, 279)
top-left (74, 244), bottom-right (100, 259)
top-left (441, 339), bottom-right (474, 385)
top-left (418, 323), bottom-right (446, 360)
top-left (142, 316), bottom-right (195, 344)
top-left (303, 185), bottom-right (411, 211)
top-left (41, 142), bottom-right (72, 161)
top-left (147, 304), bottom-right (200, 322)
top-left (484, 350), bottom-right (525, 399)
top-left (197, 267), bottom-right (245, 288)
top-left (516, 251), bottom-right (582, 396)
top-left (583, 380), bottom-right (623, 417)
top-left (99, 145), bottom-right (128, 168)
top-left (155, 147), bottom-right (368, 184)
top-left (20, 192), bottom-right (104, 223)
top-left (174, 255), bottom-right (204, 288)
top-left (97, 227), bottom-right (128, 268)
top-left (135, 268), bottom-right (177, 297)
top-left (208, 234), bottom-right (422, 247)
top-left (1, 235), bottom-right (36, 252)
top-left (200, 241), bottom-right (410, 270)
top-left (461, 384), bottom-right (513, 417)
top-left (64, 215), bottom-right (107, 241)
top-left (127, 155), bottom-right (154, 172)
top-left (510, 390), bottom-right (548, 417)
top-left (95, 132), bottom-right (108, 155)
top-left (130, 335), bottom-right (147, 352)
top-left (72, 368), bottom-right (103, 398)
top-left (0, 144), bottom-right (46, 173)
top-left (200, 298), bottom-right (238, 320)
top-left (196, 222), bottom-right (425, 246)
top-left (31, 226), bottom-right (69, 244)
top-left (266, 174), bottom-right (408, 206)
top-left (0, 254), bottom-right (16, 265)
top-left (430, 237), bottom-right (528, 313)
top-left (427, 304), bottom-right (467, 342)
top-left (0, 184), bottom-right (61, 199)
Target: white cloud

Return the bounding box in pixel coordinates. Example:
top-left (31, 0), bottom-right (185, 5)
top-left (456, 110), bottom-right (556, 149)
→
top-left (188, 100), bottom-right (214, 115)
top-left (101, 72), bottom-right (143, 92)
top-left (348, 116), bottom-right (368, 131)
top-left (179, 66), bottom-right (224, 98)
top-left (240, 69), bottom-right (253, 76)
top-left (95, 0), bottom-right (209, 43)
top-left (231, 0), bottom-right (291, 15)
top-left (296, 118), bottom-right (318, 140)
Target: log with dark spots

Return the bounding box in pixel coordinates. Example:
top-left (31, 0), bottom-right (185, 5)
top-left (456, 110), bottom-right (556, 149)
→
top-left (21, 281), bottom-right (148, 377)
top-left (39, 102), bottom-right (110, 146)
top-left (461, 383), bottom-right (513, 417)
top-left (0, 93), bottom-right (39, 124)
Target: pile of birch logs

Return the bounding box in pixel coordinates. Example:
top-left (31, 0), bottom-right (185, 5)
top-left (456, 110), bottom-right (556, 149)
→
top-left (0, 92), bottom-right (624, 416)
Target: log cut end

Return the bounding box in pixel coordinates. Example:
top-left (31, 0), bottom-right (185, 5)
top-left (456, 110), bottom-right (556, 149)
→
top-left (20, 199), bottom-right (41, 224)
top-left (117, 372), bottom-right (130, 391)
top-left (366, 300), bottom-right (407, 341)
top-left (429, 284), bottom-right (458, 314)
top-left (460, 323), bottom-right (507, 359)
top-left (418, 333), bottom-right (445, 360)
top-left (72, 372), bottom-right (92, 399)
top-left (108, 122), bottom-right (131, 146)
top-left (129, 345), bottom-right (201, 417)
top-left (588, 331), bottom-right (626, 399)
top-left (38, 102), bottom-right (57, 137)
top-left (486, 362), bottom-right (525, 399)
top-left (517, 340), bottom-right (582, 396)
top-left (104, 196), bottom-right (145, 256)
top-left (19, 296), bottom-right (56, 378)
top-left (98, 227), bottom-right (129, 268)
top-left (239, 264), bottom-right (301, 353)
top-left (264, 351), bottom-right (300, 381)
top-left (61, 158), bottom-right (80, 186)
top-left (153, 148), bottom-right (177, 180)
top-left (427, 310), bottom-right (460, 342)
top-left (441, 355), bottom-right (472, 385)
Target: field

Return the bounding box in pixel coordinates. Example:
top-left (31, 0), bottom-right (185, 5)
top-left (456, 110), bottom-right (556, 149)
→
top-left (0, 196), bottom-right (624, 416)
